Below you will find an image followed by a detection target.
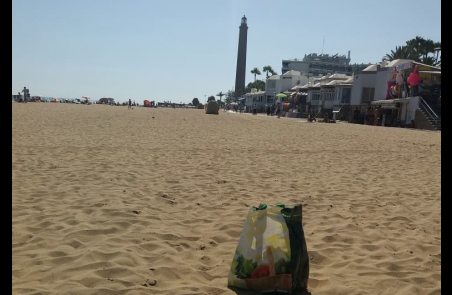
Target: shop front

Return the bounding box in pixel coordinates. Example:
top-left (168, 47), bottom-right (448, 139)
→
top-left (371, 97), bottom-right (420, 126)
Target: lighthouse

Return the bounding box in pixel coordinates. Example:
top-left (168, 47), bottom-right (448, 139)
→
top-left (234, 15), bottom-right (248, 98)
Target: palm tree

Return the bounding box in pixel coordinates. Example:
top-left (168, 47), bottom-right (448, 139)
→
top-left (216, 91), bottom-right (225, 103)
top-left (226, 89), bottom-right (235, 102)
top-left (263, 66), bottom-right (274, 79)
top-left (251, 67), bottom-right (261, 82)
top-left (386, 46), bottom-right (412, 61)
top-left (405, 36), bottom-right (425, 61)
top-left (433, 42), bottom-right (441, 65)
top-left (420, 56), bottom-right (437, 66)
top-left (405, 37), bottom-right (441, 66)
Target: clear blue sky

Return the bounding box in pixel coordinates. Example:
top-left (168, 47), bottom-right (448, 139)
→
top-left (12, 0), bottom-right (441, 104)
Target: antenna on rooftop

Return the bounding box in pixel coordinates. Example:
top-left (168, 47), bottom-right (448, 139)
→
top-left (322, 36), bottom-right (325, 55)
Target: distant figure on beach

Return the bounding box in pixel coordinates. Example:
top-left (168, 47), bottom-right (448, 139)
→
top-left (21, 87), bottom-right (29, 103)
top-left (266, 105), bottom-right (271, 116)
top-left (307, 114), bottom-right (316, 122)
top-left (276, 98), bottom-right (281, 118)
top-left (353, 107), bottom-right (360, 123)
top-left (367, 106), bottom-right (374, 125)
top-left (323, 112), bottom-right (329, 123)
top-left (128, 99), bottom-right (132, 109)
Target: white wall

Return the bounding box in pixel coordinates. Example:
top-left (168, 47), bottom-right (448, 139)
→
top-left (334, 86), bottom-right (352, 106)
top-left (308, 90), bottom-right (321, 105)
top-left (375, 69), bottom-right (391, 101)
top-left (406, 96), bottom-right (420, 123)
top-left (265, 76), bottom-right (281, 96)
top-left (350, 72), bottom-right (378, 105)
top-left (265, 74), bottom-right (308, 98)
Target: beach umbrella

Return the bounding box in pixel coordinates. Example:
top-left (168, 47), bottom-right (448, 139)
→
top-left (275, 93), bottom-right (287, 98)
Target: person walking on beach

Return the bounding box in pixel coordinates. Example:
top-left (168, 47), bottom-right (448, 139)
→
top-left (128, 99), bottom-right (132, 109)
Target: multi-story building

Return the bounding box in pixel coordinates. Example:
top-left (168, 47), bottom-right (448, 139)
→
top-left (282, 52), bottom-right (370, 76)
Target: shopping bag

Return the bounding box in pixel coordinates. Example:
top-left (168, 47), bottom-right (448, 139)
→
top-left (228, 204), bottom-right (309, 293)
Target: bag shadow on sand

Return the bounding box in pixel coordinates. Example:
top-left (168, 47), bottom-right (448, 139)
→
top-left (228, 286), bottom-right (312, 295)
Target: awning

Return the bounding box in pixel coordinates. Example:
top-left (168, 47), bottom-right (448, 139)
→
top-left (371, 98), bottom-right (410, 105)
top-left (419, 71), bottom-right (441, 75)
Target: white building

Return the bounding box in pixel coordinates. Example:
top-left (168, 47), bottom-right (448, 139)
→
top-left (282, 52), bottom-right (371, 76)
top-left (349, 59), bottom-right (441, 126)
top-left (304, 74), bottom-right (353, 114)
top-left (244, 89), bottom-right (266, 110)
top-left (350, 59), bottom-right (441, 106)
top-left (350, 64), bottom-right (379, 106)
top-left (265, 70), bottom-right (309, 103)
top-left (334, 77), bottom-right (353, 107)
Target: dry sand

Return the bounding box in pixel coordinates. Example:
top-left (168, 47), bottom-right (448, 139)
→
top-left (12, 103), bottom-right (441, 295)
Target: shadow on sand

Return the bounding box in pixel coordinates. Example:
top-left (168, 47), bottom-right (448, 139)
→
top-left (228, 286), bottom-right (312, 295)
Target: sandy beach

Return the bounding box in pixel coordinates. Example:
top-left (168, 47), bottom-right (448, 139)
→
top-left (12, 103), bottom-right (441, 295)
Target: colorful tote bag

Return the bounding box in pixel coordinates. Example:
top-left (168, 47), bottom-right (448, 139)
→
top-left (228, 204), bottom-right (309, 293)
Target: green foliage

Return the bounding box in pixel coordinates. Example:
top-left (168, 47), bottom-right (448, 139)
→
top-left (263, 65), bottom-right (277, 78)
top-left (274, 258), bottom-right (289, 275)
top-left (251, 67), bottom-right (262, 82)
top-left (386, 45), bottom-right (412, 60)
top-left (226, 89), bottom-right (236, 102)
top-left (386, 37), bottom-right (441, 66)
top-left (245, 80), bottom-right (266, 93)
top-left (235, 254), bottom-right (258, 279)
top-left (192, 97), bottom-right (199, 106)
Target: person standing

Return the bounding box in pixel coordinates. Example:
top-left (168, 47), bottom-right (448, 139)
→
top-left (367, 106), bottom-right (375, 125)
top-left (128, 99), bottom-right (132, 109)
top-left (353, 107), bottom-right (360, 123)
top-left (276, 97), bottom-right (281, 118)
top-left (21, 87), bottom-right (28, 103)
